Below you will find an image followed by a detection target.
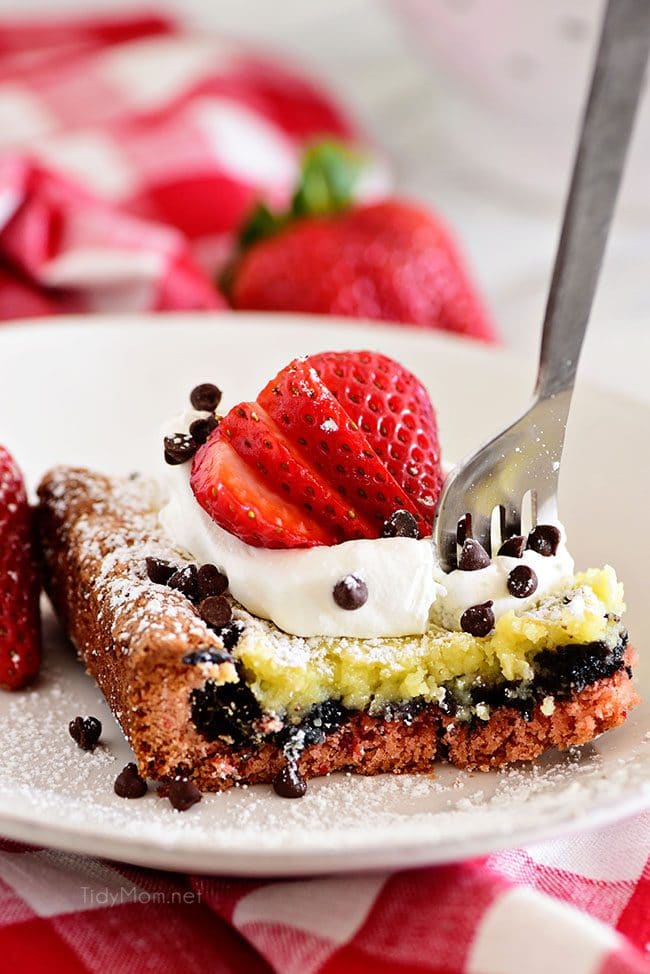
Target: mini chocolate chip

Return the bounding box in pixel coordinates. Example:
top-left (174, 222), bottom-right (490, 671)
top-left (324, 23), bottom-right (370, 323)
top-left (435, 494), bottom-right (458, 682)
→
top-left (273, 762), bottom-right (307, 799)
top-left (527, 524), bottom-right (561, 557)
top-left (69, 716), bottom-right (102, 751)
top-left (196, 563), bottom-right (229, 600)
top-left (333, 574), bottom-right (368, 610)
top-left (189, 415), bottom-right (219, 445)
top-left (498, 535), bottom-right (526, 558)
top-left (114, 762), bottom-right (147, 799)
top-left (164, 433), bottom-right (197, 465)
top-left (507, 564), bottom-right (538, 598)
top-left (199, 595), bottom-right (232, 629)
top-left (145, 557), bottom-right (175, 585)
top-left (182, 648), bottom-right (234, 666)
top-left (458, 538), bottom-right (491, 571)
top-left (190, 383), bottom-right (222, 412)
top-left (382, 509), bottom-right (419, 539)
top-left (167, 564), bottom-right (199, 601)
top-left (168, 778), bottom-right (202, 811)
top-left (457, 513), bottom-right (473, 546)
top-left (460, 601), bottom-right (495, 637)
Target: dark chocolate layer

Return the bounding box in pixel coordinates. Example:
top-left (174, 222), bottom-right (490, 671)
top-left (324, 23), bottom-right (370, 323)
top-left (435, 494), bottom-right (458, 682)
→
top-left (188, 634), bottom-right (630, 748)
top-left (189, 667), bottom-right (261, 746)
top-left (464, 635), bottom-right (629, 722)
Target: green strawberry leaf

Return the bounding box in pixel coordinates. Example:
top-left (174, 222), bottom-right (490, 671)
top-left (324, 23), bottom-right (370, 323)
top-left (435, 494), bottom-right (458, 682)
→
top-left (291, 140), bottom-right (362, 219)
top-left (238, 202), bottom-right (286, 250)
top-left (238, 139), bottom-right (363, 251)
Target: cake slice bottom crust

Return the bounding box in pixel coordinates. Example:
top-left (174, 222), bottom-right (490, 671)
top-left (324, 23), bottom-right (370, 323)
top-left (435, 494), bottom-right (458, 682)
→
top-left (153, 650), bottom-right (638, 790)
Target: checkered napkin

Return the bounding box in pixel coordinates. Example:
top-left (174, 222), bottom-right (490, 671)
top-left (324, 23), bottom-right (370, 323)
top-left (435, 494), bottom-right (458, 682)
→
top-left (0, 12), bottom-right (365, 319)
top-left (0, 814), bottom-right (647, 973)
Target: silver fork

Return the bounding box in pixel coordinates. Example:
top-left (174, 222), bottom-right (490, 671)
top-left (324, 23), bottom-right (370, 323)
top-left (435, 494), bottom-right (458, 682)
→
top-left (434, 0), bottom-right (650, 572)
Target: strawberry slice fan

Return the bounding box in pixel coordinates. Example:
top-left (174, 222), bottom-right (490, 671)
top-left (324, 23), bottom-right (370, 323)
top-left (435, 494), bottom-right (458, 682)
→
top-left (191, 349), bottom-right (443, 549)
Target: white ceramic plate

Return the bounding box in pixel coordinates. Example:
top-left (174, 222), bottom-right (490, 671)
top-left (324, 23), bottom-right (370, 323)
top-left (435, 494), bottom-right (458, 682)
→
top-left (0, 313), bottom-right (647, 876)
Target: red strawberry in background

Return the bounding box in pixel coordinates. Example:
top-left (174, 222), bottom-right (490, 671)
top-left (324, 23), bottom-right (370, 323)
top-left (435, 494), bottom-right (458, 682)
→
top-left (190, 350), bottom-right (442, 549)
top-left (0, 446), bottom-right (41, 689)
top-left (225, 141), bottom-right (497, 343)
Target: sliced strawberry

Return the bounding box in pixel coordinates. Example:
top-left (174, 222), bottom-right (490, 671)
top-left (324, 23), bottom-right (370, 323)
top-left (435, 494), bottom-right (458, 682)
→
top-left (257, 357), bottom-right (422, 532)
top-left (192, 436), bottom-right (336, 548)
top-left (190, 350), bottom-right (442, 549)
top-left (221, 402), bottom-right (375, 542)
top-left (308, 350), bottom-right (443, 521)
top-left (0, 446), bottom-right (41, 690)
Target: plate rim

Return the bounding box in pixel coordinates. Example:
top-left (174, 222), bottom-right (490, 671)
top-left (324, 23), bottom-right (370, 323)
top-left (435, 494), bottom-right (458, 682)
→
top-left (1, 308), bottom-right (648, 412)
top-left (0, 789), bottom-right (647, 876)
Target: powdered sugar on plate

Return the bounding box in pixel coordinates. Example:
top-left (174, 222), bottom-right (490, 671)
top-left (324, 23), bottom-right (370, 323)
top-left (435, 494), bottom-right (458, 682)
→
top-left (0, 603), bottom-right (646, 876)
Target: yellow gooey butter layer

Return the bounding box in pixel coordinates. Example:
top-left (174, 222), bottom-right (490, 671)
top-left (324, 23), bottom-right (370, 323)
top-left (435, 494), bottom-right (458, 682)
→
top-left (234, 567), bottom-right (625, 719)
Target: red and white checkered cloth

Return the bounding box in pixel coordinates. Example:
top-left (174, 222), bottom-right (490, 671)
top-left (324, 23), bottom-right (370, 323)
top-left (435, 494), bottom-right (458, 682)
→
top-left (0, 11), bottom-right (382, 319)
top-left (0, 813), bottom-right (647, 973)
top-left (0, 12), bottom-right (648, 972)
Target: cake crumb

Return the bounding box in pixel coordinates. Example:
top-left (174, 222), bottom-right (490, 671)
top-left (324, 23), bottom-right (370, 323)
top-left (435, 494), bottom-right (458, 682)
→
top-left (540, 696), bottom-right (556, 717)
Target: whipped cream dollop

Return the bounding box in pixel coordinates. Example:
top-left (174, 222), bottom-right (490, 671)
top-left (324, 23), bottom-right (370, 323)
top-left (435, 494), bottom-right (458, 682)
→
top-left (159, 412), bottom-right (575, 639)
top-left (431, 542), bottom-right (574, 630)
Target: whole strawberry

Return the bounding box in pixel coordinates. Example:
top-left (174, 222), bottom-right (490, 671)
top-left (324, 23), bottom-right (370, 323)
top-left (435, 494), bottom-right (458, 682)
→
top-left (0, 447), bottom-right (41, 689)
top-left (190, 349), bottom-right (442, 548)
top-left (226, 142), bottom-right (497, 343)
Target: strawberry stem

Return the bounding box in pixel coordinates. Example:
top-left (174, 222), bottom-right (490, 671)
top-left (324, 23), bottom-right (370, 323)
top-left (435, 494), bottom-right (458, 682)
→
top-left (292, 141), bottom-right (361, 219)
top-left (240, 140), bottom-right (362, 250)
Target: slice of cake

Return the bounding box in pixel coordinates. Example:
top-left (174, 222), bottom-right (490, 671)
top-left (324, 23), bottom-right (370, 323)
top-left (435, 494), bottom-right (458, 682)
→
top-left (37, 350), bottom-right (639, 799)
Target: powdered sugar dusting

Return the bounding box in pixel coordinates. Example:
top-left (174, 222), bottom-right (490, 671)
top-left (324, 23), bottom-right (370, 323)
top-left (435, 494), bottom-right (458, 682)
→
top-left (40, 467), bottom-right (235, 663)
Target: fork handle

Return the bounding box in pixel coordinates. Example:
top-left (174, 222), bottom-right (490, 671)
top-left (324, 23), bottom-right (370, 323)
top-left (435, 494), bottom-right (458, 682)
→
top-left (535, 0), bottom-right (650, 403)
